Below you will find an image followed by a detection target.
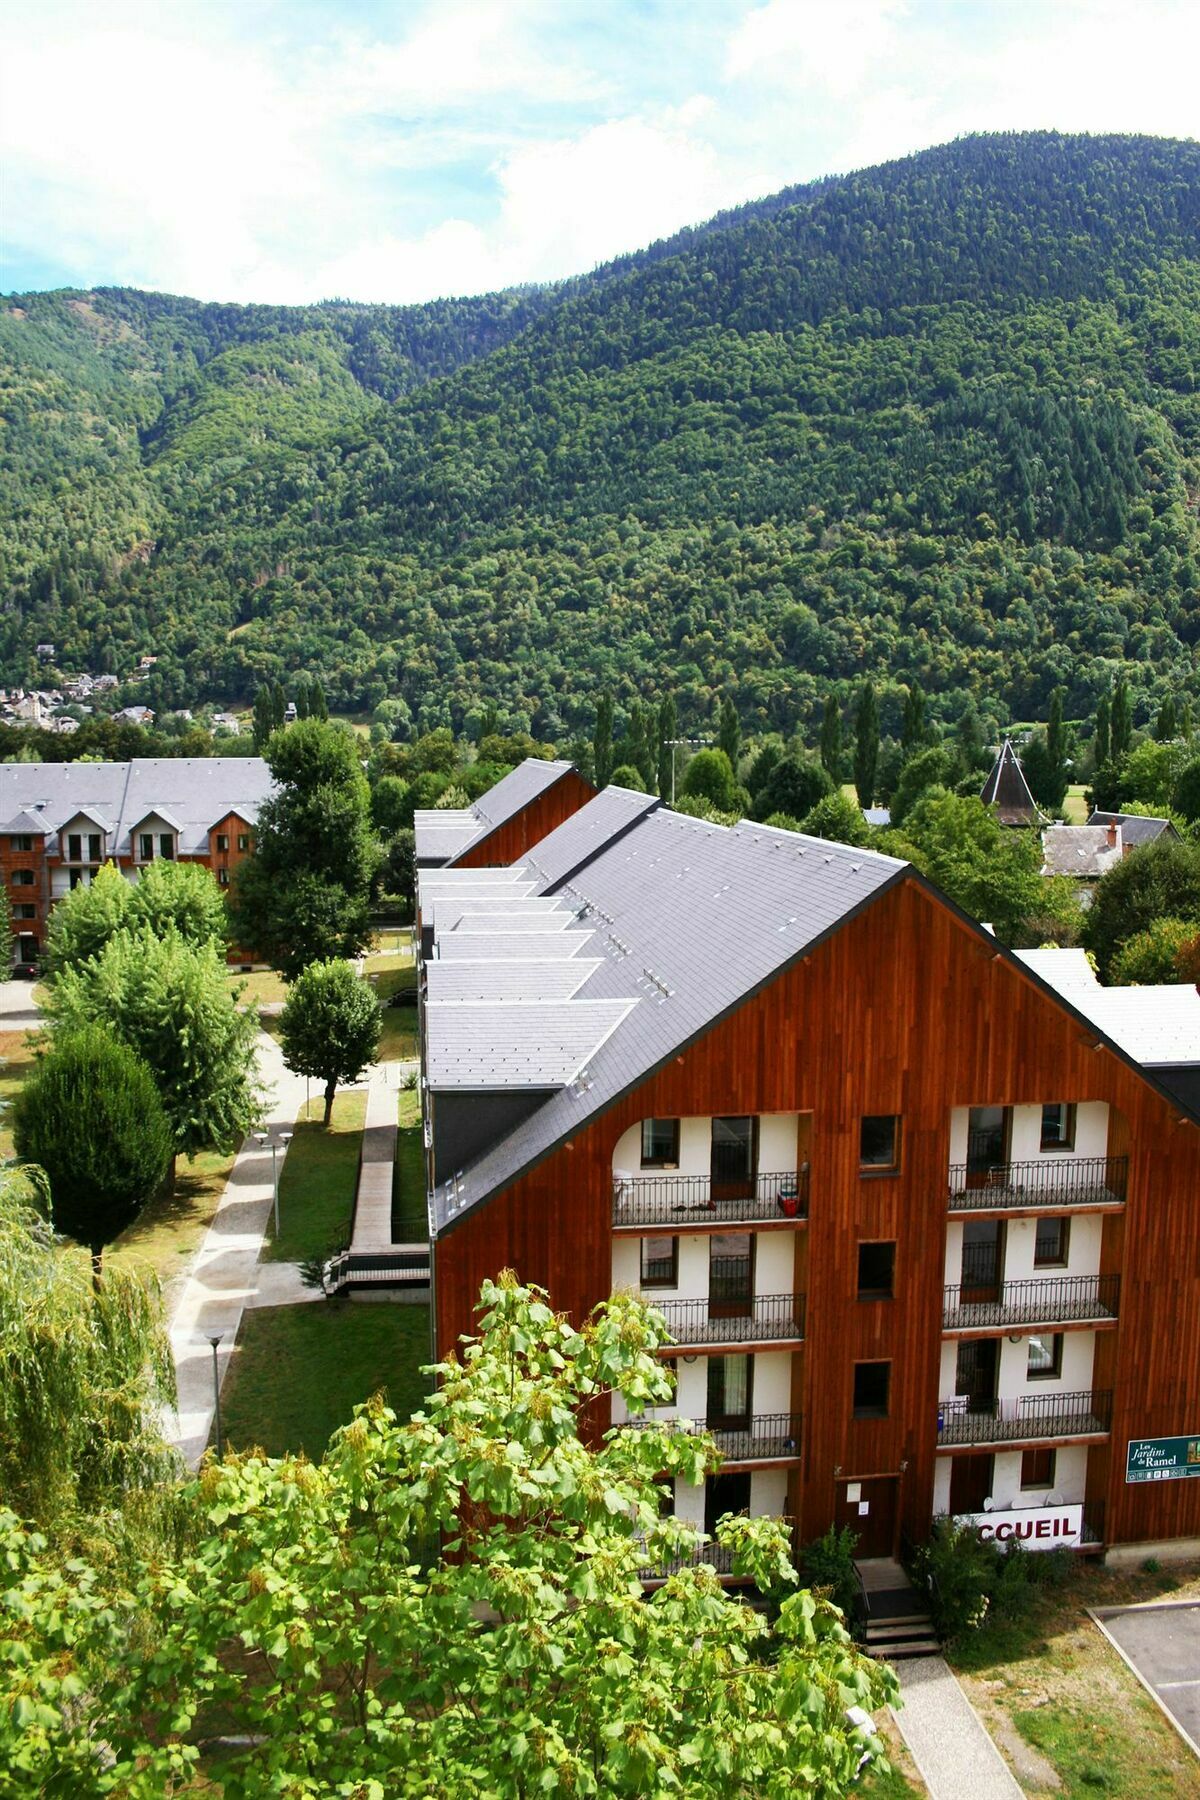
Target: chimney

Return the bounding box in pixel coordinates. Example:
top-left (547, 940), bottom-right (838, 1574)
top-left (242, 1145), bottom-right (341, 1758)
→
top-left (1106, 820), bottom-right (1120, 851)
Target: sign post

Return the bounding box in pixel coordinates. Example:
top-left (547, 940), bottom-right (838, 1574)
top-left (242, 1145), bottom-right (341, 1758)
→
top-left (1126, 1435), bottom-right (1200, 1483)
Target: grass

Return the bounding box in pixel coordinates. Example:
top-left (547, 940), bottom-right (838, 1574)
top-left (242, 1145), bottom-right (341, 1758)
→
top-left (1062, 783), bottom-right (1089, 824)
top-left (392, 1087), bottom-right (427, 1242)
top-left (370, 957), bottom-right (418, 1061)
top-left (259, 1089), bottom-right (367, 1264)
top-left (0, 1027), bottom-right (40, 1158)
top-left (220, 1300), bottom-right (432, 1458)
top-left (229, 967), bottom-right (289, 1008)
top-left (951, 1557), bottom-right (1200, 1798)
top-left (109, 1148), bottom-right (238, 1288)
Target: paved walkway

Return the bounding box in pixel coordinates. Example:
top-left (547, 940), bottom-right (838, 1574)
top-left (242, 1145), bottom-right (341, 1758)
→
top-left (350, 1063), bottom-right (400, 1251)
top-left (892, 1657), bottom-right (1024, 1800)
top-left (0, 976), bottom-right (42, 1033)
top-left (164, 1029), bottom-right (311, 1469)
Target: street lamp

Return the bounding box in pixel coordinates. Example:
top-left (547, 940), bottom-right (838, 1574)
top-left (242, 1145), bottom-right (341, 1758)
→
top-left (254, 1130), bottom-right (294, 1239)
top-left (207, 1331), bottom-right (224, 1457)
top-left (663, 737), bottom-right (711, 806)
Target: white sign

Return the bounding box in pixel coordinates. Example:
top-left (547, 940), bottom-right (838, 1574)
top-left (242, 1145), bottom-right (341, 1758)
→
top-left (845, 1483), bottom-right (862, 1503)
top-left (956, 1504), bottom-right (1083, 1551)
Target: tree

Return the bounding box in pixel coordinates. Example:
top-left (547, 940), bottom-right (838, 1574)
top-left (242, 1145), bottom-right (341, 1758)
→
top-left (819, 693), bottom-right (842, 782)
top-left (853, 683), bottom-right (879, 807)
top-left (279, 960), bottom-right (382, 1125)
top-left (1155, 696), bottom-right (1177, 742)
top-left (1093, 693), bottom-right (1111, 768)
top-left (1110, 676), bottom-right (1132, 760)
top-left (656, 693), bottom-right (677, 797)
top-left (900, 790), bottom-right (1073, 943)
top-left (382, 827), bottom-right (416, 909)
top-left (12, 1029), bottom-right (172, 1285)
top-left (610, 762), bottom-right (647, 792)
top-left (46, 929), bottom-right (261, 1181)
top-left (1047, 687), bottom-right (1068, 786)
top-left (1083, 837), bottom-right (1200, 977)
top-left (799, 790), bottom-right (867, 845)
top-left (128, 857), bottom-right (229, 950)
top-left (1111, 917), bottom-right (1200, 985)
top-left (1021, 733), bottom-right (1069, 812)
top-left (955, 704), bottom-right (985, 773)
top-left (252, 684), bottom-right (275, 752)
top-left (890, 747), bottom-right (952, 827)
top-left (107, 1278), bottom-right (894, 1794)
top-left (43, 861), bottom-right (132, 974)
top-left (1172, 758), bottom-right (1200, 823)
top-left (755, 754), bottom-right (833, 822)
top-left (717, 695), bottom-right (740, 769)
top-left (593, 692), bottom-right (614, 789)
top-left (230, 719), bottom-right (381, 980)
top-left (901, 681), bottom-right (927, 753)
top-left (681, 747), bottom-right (739, 813)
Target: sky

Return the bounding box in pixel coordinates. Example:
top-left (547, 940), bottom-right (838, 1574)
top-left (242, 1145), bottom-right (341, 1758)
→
top-left (2, 0), bottom-right (1198, 306)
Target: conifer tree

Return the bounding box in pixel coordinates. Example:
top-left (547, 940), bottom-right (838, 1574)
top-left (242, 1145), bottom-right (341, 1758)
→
top-left (593, 693), bottom-right (614, 789)
top-left (656, 694), bottom-right (677, 797)
top-left (819, 694), bottom-right (842, 782)
top-left (853, 683), bottom-right (879, 807)
top-left (1093, 694), bottom-right (1111, 768)
top-left (1155, 696), bottom-right (1177, 742)
top-left (1110, 677), bottom-right (1132, 760)
top-left (901, 682), bottom-right (927, 754)
top-left (717, 697), bottom-right (740, 770)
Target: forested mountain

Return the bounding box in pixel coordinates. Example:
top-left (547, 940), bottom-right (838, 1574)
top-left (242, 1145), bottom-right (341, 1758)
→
top-left (2, 132), bottom-right (1198, 742)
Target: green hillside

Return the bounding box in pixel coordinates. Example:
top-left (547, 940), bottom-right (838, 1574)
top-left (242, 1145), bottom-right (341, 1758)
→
top-left (1, 131), bottom-right (1198, 739)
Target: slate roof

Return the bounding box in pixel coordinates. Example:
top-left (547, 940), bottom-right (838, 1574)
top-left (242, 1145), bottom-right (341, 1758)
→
top-left (430, 809), bottom-right (907, 1232)
top-left (428, 895), bottom-right (570, 935)
top-left (1040, 824), bottom-right (1123, 880)
top-left (425, 960), bottom-right (603, 1003)
top-left (0, 759), bottom-right (274, 858)
top-left (980, 739), bottom-right (1044, 826)
top-left (1086, 811), bottom-right (1180, 848)
top-left (1014, 948), bottom-right (1100, 995)
top-left (414, 757), bottom-right (585, 866)
top-left (521, 785), bottom-right (661, 894)
top-left (435, 930), bottom-right (597, 961)
top-left (425, 999), bottom-right (636, 1088)
top-left (1063, 984), bottom-right (1200, 1069)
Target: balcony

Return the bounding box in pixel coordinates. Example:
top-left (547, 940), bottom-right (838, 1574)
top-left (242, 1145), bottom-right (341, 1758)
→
top-left (639, 1513), bottom-right (797, 1583)
top-left (937, 1388), bottom-right (1113, 1447)
top-left (613, 1168), bottom-right (808, 1230)
top-left (653, 1292), bottom-right (806, 1349)
top-left (943, 1273), bottom-right (1120, 1333)
top-left (623, 1411), bottom-right (802, 1464)
top-left (947, 1156), bottom-right (1127, 1214)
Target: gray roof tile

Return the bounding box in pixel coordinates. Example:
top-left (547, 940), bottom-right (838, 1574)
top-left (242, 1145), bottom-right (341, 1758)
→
top-left (426, 999), bottom-right (636, 1088)
top-left (0, 758), bottom-right (273, 858)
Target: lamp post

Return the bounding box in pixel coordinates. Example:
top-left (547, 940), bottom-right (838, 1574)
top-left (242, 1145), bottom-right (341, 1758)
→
top-left (207, 1332), bottom-right (224, 1457)
top-left (663, 737), bottom-right (711, 806)
top-left (254, 1130), bottom-right (294, 1239)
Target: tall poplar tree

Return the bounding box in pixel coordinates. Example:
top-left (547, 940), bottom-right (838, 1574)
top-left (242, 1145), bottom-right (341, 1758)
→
top-left (1093, 693), bottom-right (1111, 768)
top-left (1110, 676), bottom-right (1133, 760)
top-left (717, 696), bottom-right (740, 770)
top-left (656, 693), bottom-right (677, 797)
top-left (593, 693), bottom-right (614, 789)
top-left (853, 683), bottom-right (879, 807)
top-left (819, 694), bottom-right (842, 782)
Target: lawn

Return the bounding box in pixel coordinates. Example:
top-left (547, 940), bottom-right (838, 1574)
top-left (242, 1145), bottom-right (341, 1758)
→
top-left (259, 1089), bottom-right (367, 1264)
top-left (109, 1147), bottom-right (238, 1289)
top-left (0, 1027), bottom-right (40, 1159)
top-left (951, 1557), bottom-right (1200, 1798)
top-left (220, 1300), bottom-right (432, 1458)
top-left (370, 958), bottom-right (418, 1061)
top-left (1062, 783), bottom-right (1089, 823)
top-left (229, 968), bottom-right (289, 1009)
top-left (392, 1087), bottom-right (427, 1242)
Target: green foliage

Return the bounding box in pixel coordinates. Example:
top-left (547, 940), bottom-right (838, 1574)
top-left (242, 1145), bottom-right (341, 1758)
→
top-left (231, 718), bottom-right (380, 979)
top-left (799, 1525), bottom-right (862, 1623)
top-left (681, 747), bottom-right (739, 812)
top-left (854, 684), bottom-right (880, 807)
top-left (909, 1520), bottom-right (1072, 1644)
top-left (900, 790), bottom-right (1076, 943)
top-left (799, 791), bottom-right (868, 845)
top-left (1173, 757), bottom-right (1200, 822)
top-left (382, 826), bottom-right (416, 910)
top-left (890, 746), bottom-right (954, 827)
top-left (1082, 836), bottom-right (1200, 977)
top-left (45, 930), bottom-right (261, 1164)
top-left (819, 693), bottom-right (843, 781)
top-left (754, 753), bottom-right (833, 822)
top-left (11, 1028), bottom-right (171, 1267)
top-left (127, 856), bottom-right (228, 949)
top-left (610, 762), bottom-right (647, 792)
top-left (593, 693), bottom-right (614, 789)
top-left (1111, 677), bottom-right (1133, 761)
top-left (44, 862), bottom-right (132, 975)
top-left (1110, 916), bottom-right (1200, 985)
top-left (279, 960), bottom-right (382, 1124)
top-left (370, 772), bottom-right (411, 835)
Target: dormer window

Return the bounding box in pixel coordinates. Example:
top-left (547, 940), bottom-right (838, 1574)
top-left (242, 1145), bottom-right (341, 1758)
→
top-left (159, 834), bottom-right (174, 860)
top-left (139, 834), bottom-right (154, 861)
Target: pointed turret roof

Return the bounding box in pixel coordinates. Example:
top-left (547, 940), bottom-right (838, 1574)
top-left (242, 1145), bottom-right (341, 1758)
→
top-left (980, 738), bottom-right (1044, 827)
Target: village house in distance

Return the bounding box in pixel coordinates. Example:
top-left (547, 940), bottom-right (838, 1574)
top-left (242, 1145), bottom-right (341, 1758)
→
top-left (0, 758), bottom-right (273, 966)
top-left (414, 767), bottom-right (1200, 1569)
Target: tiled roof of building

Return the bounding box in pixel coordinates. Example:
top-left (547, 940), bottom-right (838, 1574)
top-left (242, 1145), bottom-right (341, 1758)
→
top-left (435, 929), bottom-right (596, 961)
top-left (1066, 984), bottom-right (1200, 1069)
top-left (425, 959), bottom-right (603, 1003)
top-left (521, 785), bottom-right (661, 893)
top-left (980, 739), bottom-right (1044, 826)
top-left (425, 999), bottom-right (636, 1088)
top-left (430, 810), bottom-right (907, 1232)
top-left (1014, 948), bottom-right (1100, 994)
top-left (1086, 811), bottom-right (1180, 848)
top-left (1040, 824), bottom-right (1123, 880)
top-left (414, 757), bottom-right (582, 865)
top-left (0, 758), bottom-right (274, 858)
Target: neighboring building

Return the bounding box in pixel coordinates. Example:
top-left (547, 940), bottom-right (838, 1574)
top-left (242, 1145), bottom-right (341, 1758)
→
top-left (414, 783), bottom-right (1200, 1565)
top-left (112, 705), bottom-right (156, 726)
top-left (35, 643), bottom-right (55, 660)
top-left (414, 756), bottom-right (596, 869)
top-left (0, 758), bottom-right (273, 964)
top-left (210, 712), bottom-right (241, 735)
top-left (1086, 811), bottom-right (1181, 850)
top-left (980, 738), bottom-right (1045, 827)
top-left (1040, 822), bottom-right (1124, 905)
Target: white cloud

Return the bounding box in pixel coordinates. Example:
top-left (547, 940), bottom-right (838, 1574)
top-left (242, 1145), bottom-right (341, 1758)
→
top-left (727, 0), bottom-right (909, 99)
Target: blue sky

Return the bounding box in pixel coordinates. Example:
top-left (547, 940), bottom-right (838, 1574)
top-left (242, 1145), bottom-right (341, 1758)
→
top-left (3, 0), bottom-right (1197, 304)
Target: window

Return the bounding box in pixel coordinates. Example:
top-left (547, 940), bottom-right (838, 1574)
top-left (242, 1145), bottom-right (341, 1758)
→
top-left (860, 1115), bottom-right (900, 1172)
top-left (217, 868), bottom-right (230, 887)
top-left (853, 1361), bottom-right (891, 1418)
top-left (158, 834), bottom-right (174, 860)
top-left (87, 833), bottom-right (102, 861)
top-left (14, 904), bottom-right (35, 920)
top-left (640, 1118), bottom-right (680, 1168)
top-left (67, 834), bottom-right (82, 861)
top-left (857, 1241), bottom-right (896, 1299)
top-left (1021, 1448), bottom-right (1057, 1490)
top-left (707, 1354), bottom-right (752, 1429)
top-left (640, 1235), bottom-right (678, 1288)
top-left (9, 835), bottom-right (32, 853)
top-left (10, 870), bottom-right (33, 886)
top-left (237, 833), bottom-right (250, 853)
top-left (215, 834), bottom-right (229, 853)
top-left (1034, 1217), bottom-right (1070, 1268)
top-left (139, 833), bottom-right (154, 861)
top-left (1027, 1334), bottom-right (1063, 1380)
top-left (1040, 1103), bottom-right (1077, 1151)
top-left (709, 1232), bottom-right (753, 1313)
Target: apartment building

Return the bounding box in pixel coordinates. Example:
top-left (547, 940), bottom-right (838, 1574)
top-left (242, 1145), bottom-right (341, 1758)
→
top-left (0, 758), bottom-right (273, 964)
top-left (417, 783), bottom-right (1200, 1564)
top-left (414, 756), bottom-right (595, 869)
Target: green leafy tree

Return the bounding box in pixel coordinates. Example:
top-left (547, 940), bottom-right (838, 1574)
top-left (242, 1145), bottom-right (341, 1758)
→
top-left (900, 790), bottom-right (1073, 943)
top-left (370, 773), bottom-right (411, 836)
top-left (1083, 837), bottom-right (1200, 977)
top-left (382, 827), bottom-right (416, 909)
top-left (46, 929), bottom-right (261, 1181)
top-left (1111, 917), bottom-right (1200, 985)
top-left (12, 1028), bottom-right (172, 1285)
top-left (955, 704), bottom-right (985, 773)
top-left (754, 754), bottom-right (833, 822)
top-left (43, 862), bottom-right (132, 975)
top-left (717, 695), bottom-right (740, 768)
top-left (1021, 733), bottom-right (1070, 812)
top-left (680, 747), bottom-right (739, 812)
top-left (1110, 676), bottom-right (1133, 760)
top-left (106, 1278), bottom-right (894, 1794)
top-left (799, 790), bottom-right (867, 845)
top-left (853, 683), bottom-right (879, 807)
top-left (231, 719), bottom-right (381, 980)
top-left (610, 762), bottom-right (647, 792)
top-left (819, 693), bottom-right (843, 782)
top-left (1173, 757), bottom-right (1200, 823)
top-left (901, 681), bottom-right (927, 753)
top-left (279, 960), bottom-right (382, 1125)
top-left (252, 684), bottom-right (275, 752)
top-left (890, 747), bottom-right (953, 826)
top-left (593, 692), bottom-right (614, 789)
top-left (1155, 696), bottom-right (1178, 742)
top-left (1093, 693), bottom-right (1111, 768)
top-left (128, 857), bottom-right (228, 950)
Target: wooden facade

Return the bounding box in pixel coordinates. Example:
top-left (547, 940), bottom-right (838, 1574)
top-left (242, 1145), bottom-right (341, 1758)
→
top-left (433, 875), bottom-right (1200, 1550)
top-left (453, 769), bottom-right (596, 868)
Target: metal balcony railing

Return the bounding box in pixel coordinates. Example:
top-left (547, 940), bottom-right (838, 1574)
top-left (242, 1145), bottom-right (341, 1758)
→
top-left (947, 1156), bottom-right (1127, 1212)
top-left (937, 1389), bottom-right (1113, 1445)
top-left (942, 1273), bottom-right (1120, 1331)
top-left (612, 1168), bottom-right (808, 1229)
top-left (654, 1293), bottom-right (806, 1346)
top-left (623, 1412), bottom-right (802, 1463)
top-left (639, 1513), bottom-right (797, 1581)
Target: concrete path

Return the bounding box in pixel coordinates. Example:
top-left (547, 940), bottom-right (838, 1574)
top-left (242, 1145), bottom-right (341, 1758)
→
top-left (0, 976), bottom-right (42, 1033)
top-left (892, 1657), bottom-right (1024, 1800)
top-left (164, 1029), bottom-right (310, 1469)
top-left (350, 1063), bottom-right (399, 1252)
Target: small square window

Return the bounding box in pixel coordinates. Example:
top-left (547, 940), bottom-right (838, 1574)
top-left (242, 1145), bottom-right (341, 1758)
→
top-left (139, 834), bottom-right (154, 861)
top-left (1034, 1218), bottom-right (1070, 1268)
top-left (10, 869), bottom-right (33, 886)
top-left (857, 1241), bottom-right (896, 1300)
top-left (217, 868), bottom-right (230, 887)
top-left (640, 1236), bottom-right (678, 1288)
top-left (853, 1361), bottom-right (891, 1418)
top-left (10, 835), bottom-right (32, 853)
top-left (1021, 1447), bottom-right (1056, 1490)
top-left (1040, 1103), bottom-right (1076, 1151)
top-left (1027, 1334), bottom-right (1063, 1381)
top-left (158, 834), bottom-right (174, 860)
top-left (640, 1118), bottom-right (680, 1168)
top-left (15, 904), bottom-right (35, 920)
top-left (215, 834), bottom-right (229, 853)
top-left (237, 833), bottom-right (250, 852)
top-left (860, 1115), bottom-right (900, 1172)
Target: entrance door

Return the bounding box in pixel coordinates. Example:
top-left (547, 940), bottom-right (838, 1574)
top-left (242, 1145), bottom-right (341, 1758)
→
top-left (711, 1116), bottom-right (757, 1203)
top-left (704, 1470), bottom-right (752, 1537)
top-left (961, 1219), bottom-right (1005, 1304)
top-left (966, 1107), bottom-right (1011, 1187)
top-left (709, 1233), bottom-right (754, 1320)
top-left (949, 1453), bottom-right (994, 1516)
top-left (835, 1476), bottom-right (898, 1559)
top-left (16, 934), bottom-right (37, 963)
top-left (955, 1338), bottom-right (999, 1415)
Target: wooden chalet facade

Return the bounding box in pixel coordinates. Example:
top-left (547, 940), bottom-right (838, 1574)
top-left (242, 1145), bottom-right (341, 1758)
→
top-left (413, 757), bottom-right (594, 870)
top-left (417, 788), bottom-right (1200, 1564)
